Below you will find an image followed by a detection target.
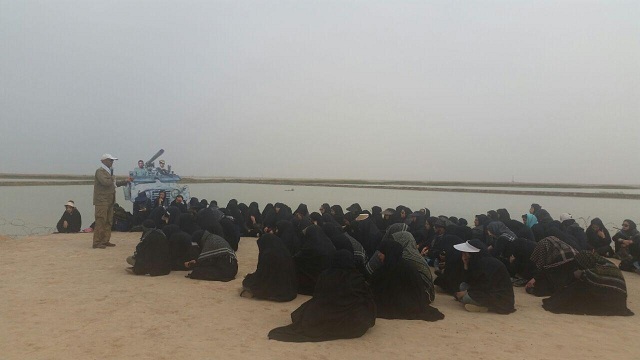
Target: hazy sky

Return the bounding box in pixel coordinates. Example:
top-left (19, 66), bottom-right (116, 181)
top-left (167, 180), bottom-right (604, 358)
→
top-left (1, 1), bottom-right (638, 184)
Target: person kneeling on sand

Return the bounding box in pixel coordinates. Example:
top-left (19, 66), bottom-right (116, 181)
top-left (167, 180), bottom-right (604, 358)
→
top-left (126, 219), bottom-right (172, 276)
top-left (184, 230), bottom-right (238, 282)
top-left (453, 240), bottom-right (515, 314)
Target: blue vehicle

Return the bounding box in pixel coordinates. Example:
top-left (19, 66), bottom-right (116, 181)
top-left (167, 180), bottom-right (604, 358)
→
top-left (123, 149), bottom-right (190, 205)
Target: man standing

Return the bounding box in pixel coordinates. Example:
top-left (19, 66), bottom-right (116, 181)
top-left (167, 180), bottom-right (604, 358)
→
top-left (93, 153), bottom-right (130, 249)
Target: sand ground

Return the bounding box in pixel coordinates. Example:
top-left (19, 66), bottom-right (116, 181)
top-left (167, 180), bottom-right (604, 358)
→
top-left (1, 232), bottom-right (639, 360)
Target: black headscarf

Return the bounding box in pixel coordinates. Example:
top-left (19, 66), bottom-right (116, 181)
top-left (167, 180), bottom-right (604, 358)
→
top-left (487, 210), bottom-right (500, 222)
top-left (293, 224), bottom-right (337, 295)
top-left (294, 203), bottom-right (309, 217)
top-left (330, 205), bottom-right (345, 225)
top-left (276, 220), bottom-right (301, 255)
top-left (319, 203), bottom-right (331, 214)
top-left (497, 208), bottom-right (511, 222)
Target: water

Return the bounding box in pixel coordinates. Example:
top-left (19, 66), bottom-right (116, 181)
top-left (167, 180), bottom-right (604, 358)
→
top-left (1, 183), bottom-right (638, 237)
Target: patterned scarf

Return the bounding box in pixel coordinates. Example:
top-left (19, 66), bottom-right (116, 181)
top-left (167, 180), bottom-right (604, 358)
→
top-left (575, 251), bottom-right (627, 294)
top-left (530, 236), bottom-right (578, 270)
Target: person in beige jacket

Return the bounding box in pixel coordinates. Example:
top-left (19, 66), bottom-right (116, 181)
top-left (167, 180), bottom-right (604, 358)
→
top-left (93, 153), bottom-right (130, 249)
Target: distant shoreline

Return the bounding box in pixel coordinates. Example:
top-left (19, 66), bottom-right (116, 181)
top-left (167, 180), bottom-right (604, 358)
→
top-left (1, 173), bottom-right (639, 200)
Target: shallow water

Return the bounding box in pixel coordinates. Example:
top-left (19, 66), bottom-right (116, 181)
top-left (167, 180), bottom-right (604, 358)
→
top-left (1, 183), bottom-right (638, 237)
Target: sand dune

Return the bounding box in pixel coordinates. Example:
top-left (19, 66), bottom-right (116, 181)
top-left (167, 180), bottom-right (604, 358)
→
top-left (1, 233), bottom-right (638, 360)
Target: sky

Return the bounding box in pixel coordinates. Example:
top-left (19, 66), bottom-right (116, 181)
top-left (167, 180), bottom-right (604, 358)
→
top-left (1, 1), bottom-right (638, 184)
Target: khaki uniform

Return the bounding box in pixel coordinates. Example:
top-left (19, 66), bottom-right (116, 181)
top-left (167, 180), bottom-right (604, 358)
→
top-left (93, 167), bottom-right (127, 247)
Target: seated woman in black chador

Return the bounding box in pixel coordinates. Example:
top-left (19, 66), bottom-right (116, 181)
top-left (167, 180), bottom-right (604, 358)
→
top-left (162, 224), bottom-right (198, 271)
top-left (453, 240), bottom-right (515, 314)
top-left (471, 214), bottom-right (490, 245)
top-left (613, 219), bottom-right (640, 261)
top-left (586, 218), bottom-right (614, 257)
top-left (322, 223), bottom-right (367, 273)
top-left (245, 201), bottom-right (263, 237)
top-left (330, 205), bottom-right (345, 226)
top-left (178, 212), bottom-right (200, 235)
top-left (506, 238), bottom-right (537, 283)
top-left (126, 220), bottom-right (172, 276)
top-left (241, 234), bottom-right (297, 302)
top-left (486, 221), bottom-right (517, 259)
top-left (132, 192), bottom-right (152, 226)
top-left (526, 236), bottom-right (579, 297)
top-left (185, 230), bottom-right (238, 282)
top-left (274, 219), bottom-right (300, 256)
top-left (268, 250), bottom-right (376, 342)
top-left (56, 201), bottom-right (82, 233)
top-left (152, 190), bottom-right (167, 209)
top-left (293, 224), bottom-right (336, 295)
top-left (370, 241), bottom-right (444, 321)
top-left (541, 251), bottom-right (633, 316)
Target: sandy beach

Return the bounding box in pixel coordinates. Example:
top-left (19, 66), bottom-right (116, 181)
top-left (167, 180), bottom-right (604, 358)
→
top-left (1, 232), bottom-right (638, 360)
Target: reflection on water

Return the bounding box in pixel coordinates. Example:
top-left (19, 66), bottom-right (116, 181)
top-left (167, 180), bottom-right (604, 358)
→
top-left (1, 183), bottom-right (638, 237)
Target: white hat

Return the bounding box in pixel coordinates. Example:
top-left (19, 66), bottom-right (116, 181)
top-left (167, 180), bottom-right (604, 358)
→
top-left (65, 201), bottom-right (75, 208)
top-left (100, 153), bottom-right (118, 160)
top-left (453, 241), bottom-right (481, 253)
top-left (559, 213), bottom-right (573, 222)
top-left (355, 213), bottom-right (370, 221)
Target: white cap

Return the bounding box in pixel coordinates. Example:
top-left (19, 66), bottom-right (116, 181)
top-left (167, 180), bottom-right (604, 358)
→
top-left (101, 153), bottom-right (118, 160)
top-left (65, 201), bottom-right (75, 208)
top-left (355, 213), bottom-right (370, 221)
top-left (453, 241), bottom-right (481, 253)
top-left (559, 213), bottom-right (573, 222)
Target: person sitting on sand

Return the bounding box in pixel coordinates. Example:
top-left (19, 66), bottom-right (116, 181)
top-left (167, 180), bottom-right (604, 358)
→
top-left (530, 203), bottom-right (542, 217)
top-left (540, 251), bottom-right (634, 316)
top-left (132, 192), bottom-right (152, 226)
top-left (486, 221), bottom-right (517, 259)
top-left (153, 190), bottom-right (167, 209)
top-left (453, 240), bottom-right (515, 314)
top-left (506, 238), bottom-right (538, 285)
top-left (185, 230), bottom-right (238, 282)
top-left (612, 219), bottom-right (640, 260)
top-left (293, 224), bottom-right (336, 295)
top-left (369, 241), bottom-right (444, 321)
top-left (169, 195), bottom-right (187, 214)
top-left (241, 233), bottom-right (297, 302)
top-left (367, 223), bottom-right (436, 303)
top-left (56, 200), bottom-right (81, 233)
top-left (522, 213), bottom-right (538, 229)
top-left (559, 213), bottom-right (590, 251)
top-left (267, 250), bottom-right (376, 342)
top-left (586, 218), bottom-right (614, 257)
top-left (126, 219), bottom-right (172, 276)
top-left (525, 236), bottom-right (579, 297)
top-left (350, 214), bottom-right (382, 260)
top-left (162, 224), bottom-right (198, 271)
top-left (245, 201), bottom-right (263, 237)
top-left (322, 222), bottom-right (367, 273)
top-left (274, 220), bottom-right (300, 256)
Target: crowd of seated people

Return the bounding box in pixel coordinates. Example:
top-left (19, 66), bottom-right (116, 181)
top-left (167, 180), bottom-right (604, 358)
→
top-left (107, 197), bottom-right (635, 342)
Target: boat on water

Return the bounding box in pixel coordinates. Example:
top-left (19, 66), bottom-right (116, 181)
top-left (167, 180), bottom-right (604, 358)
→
top-left (123, 149), bottom-right (190, 204)
top-left (285, 188), bottom-right (294, 192)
